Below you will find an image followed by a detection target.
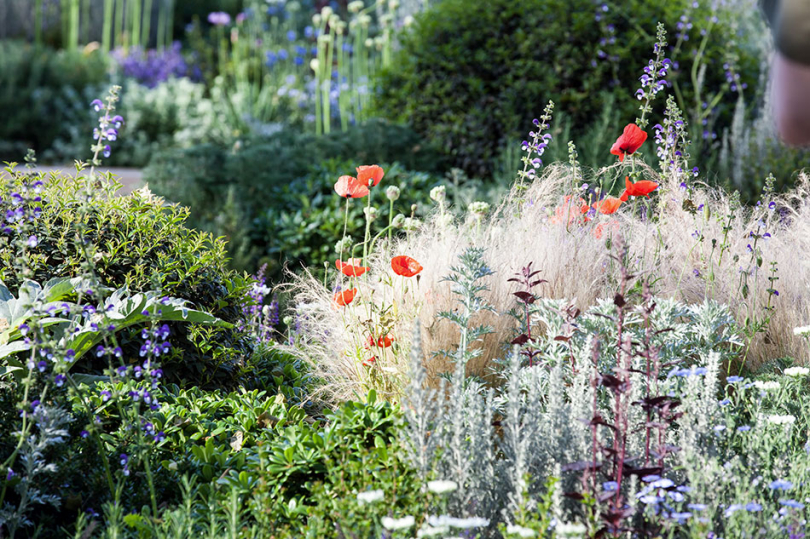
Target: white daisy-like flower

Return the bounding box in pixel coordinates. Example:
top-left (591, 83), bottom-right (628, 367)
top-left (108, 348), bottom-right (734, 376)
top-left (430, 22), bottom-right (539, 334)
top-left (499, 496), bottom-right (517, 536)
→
top-left (355, 489), bottom-right (384, 504)
top-left (765, 414), bottom-right (796, 425)
top-left (784, 366), bottom-right (810, 377)
top-left (427, 480), bottom-right (458, 494)
top-left (505, 524), bottom-right (537, 538)
top-left (382, 516), bottom-right (415, 530)
top-left (753, 380), bottom-right (780, 391)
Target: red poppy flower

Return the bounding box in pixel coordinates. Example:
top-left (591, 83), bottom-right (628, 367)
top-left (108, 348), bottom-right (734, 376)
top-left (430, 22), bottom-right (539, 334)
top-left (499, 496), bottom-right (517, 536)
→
top-left (367, 334), bottom-right (395, 348)
top-left (619, 176), bottom-right (659, 202)
top-left (610, 124), bottom-right (647, 162)
top-left (593, 219), bottom-right (620, 239)
top-left (336, 258), bottom-right (369, 277)
top-left (362, 356), bottom-right (376, 367)
top-left (333, 288), bottom-right (357, 307)
top-left (550, 195), bottom-right (589, 225)
top-left (356, 165), bottom-right (385, 188)
top-left (334, 175), bottom-right (370, 198)
top-left (391, 255), bottom-right (423, 277)
top-left (593, 196), bottom-right (623, 215)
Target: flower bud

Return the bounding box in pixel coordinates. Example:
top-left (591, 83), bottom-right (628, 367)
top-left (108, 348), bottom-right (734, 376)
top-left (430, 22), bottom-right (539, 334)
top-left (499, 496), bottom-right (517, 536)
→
top-left (468, 201), bottom-right (490, 218)
top-left (403, 15), bottom-right (414, 26)
top-left (430, 185), bottom-right (446, 203)
top-left (321, 6), bottom-right (333, 19)
top-left (386, 185), bottom-right (401, 201)
top-left (348, 1), bottom-right (364, 13)
top-left (310, 58), bottom-right (320, 72)
top-left (283, 315), bottom-right (294, 326)
top-left (364, 38), bottom-right (374, 48)
top-left (335, 235), bottom-right (352, 253)
top-left (389, 0), bottom-right (400, 9)
top-left (411, 203), bottom-right (418, 213)
top-left (364, 206), bottom-right (378, 221)
top-left (403, 217), bottom-right (421, 231)
top-left (391, 213), bottom-right (406, 228)
top-left (312, 13), bottom-right (322, 25)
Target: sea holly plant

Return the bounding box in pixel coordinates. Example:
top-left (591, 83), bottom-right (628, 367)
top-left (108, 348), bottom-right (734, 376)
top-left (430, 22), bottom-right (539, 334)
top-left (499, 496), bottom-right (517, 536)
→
top-left (434, 247), bottom-right (496, 375)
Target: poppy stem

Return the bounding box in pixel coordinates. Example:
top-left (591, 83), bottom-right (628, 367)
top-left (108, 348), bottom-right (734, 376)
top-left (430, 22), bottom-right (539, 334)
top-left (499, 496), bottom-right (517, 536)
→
top-left (388, 198), bottom-right (394, 245)
top-left (341, 196), bottom-right (350, 272)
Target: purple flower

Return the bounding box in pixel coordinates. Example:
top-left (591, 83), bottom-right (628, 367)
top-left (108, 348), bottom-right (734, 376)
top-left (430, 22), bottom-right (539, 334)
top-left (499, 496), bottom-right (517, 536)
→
top-left (91, 99), bottom-right (105, 111)
top-left (779, 499), bottom-right (805, 509)
top-left (26, 235), bottom-right (37, 247)
top-left (80, 430), bottom-right (89, 438)
top-left (101, 390), bottom-right (112, 402)
top-left (6, 469), bottom-right (15, 480)
top-left (54, 374), bottom-right (66, 387)
top-left (745, 502), bottom-right (762, 512)
top-left (727, 376), bottom-right (744, 383)
top-left (207, 11), bottom-right (231, 26)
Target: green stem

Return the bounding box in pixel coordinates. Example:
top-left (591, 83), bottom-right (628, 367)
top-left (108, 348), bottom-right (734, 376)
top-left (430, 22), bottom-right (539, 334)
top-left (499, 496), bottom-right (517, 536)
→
top-left (142, 0), bottom-right (153, 47)
top-left (388, 198), bottom-right (394, 244)
top-left (102, 0), bottom-right (114, 53)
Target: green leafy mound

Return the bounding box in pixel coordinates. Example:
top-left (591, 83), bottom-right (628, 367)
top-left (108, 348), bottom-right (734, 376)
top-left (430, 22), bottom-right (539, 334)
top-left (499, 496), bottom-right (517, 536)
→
top-left (373, 0), bottom-right (760, 177)
top-left (0, 168), bottom-right (253, 389)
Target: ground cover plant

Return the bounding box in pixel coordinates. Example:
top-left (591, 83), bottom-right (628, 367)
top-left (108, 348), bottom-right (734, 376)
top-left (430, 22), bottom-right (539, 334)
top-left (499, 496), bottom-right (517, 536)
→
top-left (2, 3), bottom-right (810, 539)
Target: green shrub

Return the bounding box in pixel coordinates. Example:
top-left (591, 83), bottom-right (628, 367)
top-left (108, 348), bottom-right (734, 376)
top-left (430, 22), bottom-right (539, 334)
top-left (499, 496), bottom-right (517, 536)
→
top-left (144, 121), bottom-right (446, 278)
top-left (0, 169), bottom-right (253, 389)
top-left (0, 42), bottom-right (108, 161)
top-left (374, 0), bottom-right (760, 177)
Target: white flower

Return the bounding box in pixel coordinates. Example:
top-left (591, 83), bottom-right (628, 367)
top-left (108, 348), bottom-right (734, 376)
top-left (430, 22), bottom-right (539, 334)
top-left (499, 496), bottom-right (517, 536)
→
top-left (427, 515), bottom-right (489, 528)
top-left (784, 366), bottom-right (810, 377)
top-left (793, 325), bottom-right (810, 336)
top-left (382, 516), bottom-right (415, 530)
top-left (753, 380), bottom-right (780, 391)
top-left (765, 414), bottom-right (796, 425)
top-left (427, 480), bottom-right (458, 494)
top-left (356, 489), bottom-right (384, 504)
top-left (348, 1), bottom-right (365, 13)
top-left (252, 283), bottom-right (271, 296)
top-left (309, 58), bottom-right (320, 72)
top-left (505, 524), bottom-right (537, 538)
top-left (556, 522), bottom-right (587, 537)
top-left (417, 526), bottom-right (450, 537)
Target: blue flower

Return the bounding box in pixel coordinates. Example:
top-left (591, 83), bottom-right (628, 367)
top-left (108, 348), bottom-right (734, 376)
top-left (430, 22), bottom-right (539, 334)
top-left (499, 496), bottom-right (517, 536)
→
top-left (745, 502), bottom-right (762, 512)
top-left (727, 376), bottom-right (744, 383)
top-left (779, 499), bottom-right (805, 509)
top-left (287, 30), bottom-right (297, 41)
top-left (602, 481), bottom-right (619, 491)
top-left (769, 479), bottom-right (793, 491)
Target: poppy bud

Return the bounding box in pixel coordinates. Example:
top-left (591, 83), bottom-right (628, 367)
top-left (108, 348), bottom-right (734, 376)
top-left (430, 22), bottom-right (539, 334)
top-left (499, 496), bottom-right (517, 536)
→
top-left (348, 1), bottom-right (364, 13)
top-left (468, 201), bottom-right (490, 218)
top-left (392, 214), bottom-right (406, 228)
top-left (386, 185), bottom-right (400, 201)
top-left (403, 217), bottom-right (421, 231)
top-left (364, 207), bottom-right (378, 221)
top-left (430, 185), bottom-right (446, 203)
top-left (703, 204), bottom-right (711, 221)
top-left (283, 316), bottom-right (294, 326)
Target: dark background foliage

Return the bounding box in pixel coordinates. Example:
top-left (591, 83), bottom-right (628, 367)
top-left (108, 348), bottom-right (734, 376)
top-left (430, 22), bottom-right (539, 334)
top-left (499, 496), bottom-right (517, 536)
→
top-left (373, 0), bottom-right (760, 178)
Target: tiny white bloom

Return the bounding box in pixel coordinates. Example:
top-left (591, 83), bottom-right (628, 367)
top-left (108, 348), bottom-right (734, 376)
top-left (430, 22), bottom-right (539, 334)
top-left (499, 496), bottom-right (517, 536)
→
top-left (427, 515), bottom-right (489, 528)
top-left (417, 525), bottom-right (450, 537)
top-left (430, 185), bottom-right (446, 203)
top-left (793, 325), bottom-right (810, 336)
top-left (356, 489), bottom-right (384, 504)
top-left (753, 380), bottom-right (780, 391)
top-left (765, 414), bottom-right (796, 425)
top-left (382, 516), bottom-right (415, 530)
top-left (784, 366), bottom-right (809, 377)
top-left (556, 522), bottom-right (588, 537)
top-left (505, 524), bottom-right (537, 538)
top-left (427, 480), bottom-right (458, 494)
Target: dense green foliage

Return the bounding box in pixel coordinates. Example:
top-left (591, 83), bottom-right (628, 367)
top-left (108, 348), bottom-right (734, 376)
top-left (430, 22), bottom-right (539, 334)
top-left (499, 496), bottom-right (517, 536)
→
top-left (0, 42), bottom-right (108, 161)
top-left (374, 0), bottom-right (759, 177)
top-left (0, 169), bottom-right (252, 388)
top-left (144, 121), bottom-right (445, 278)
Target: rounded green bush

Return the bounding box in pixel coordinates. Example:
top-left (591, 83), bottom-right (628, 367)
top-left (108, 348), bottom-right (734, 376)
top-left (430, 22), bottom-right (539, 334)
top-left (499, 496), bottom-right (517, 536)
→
top-left (374, 0), bottom-right (760, 177)
top-left (0, 170), bottom-right (253, 389)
